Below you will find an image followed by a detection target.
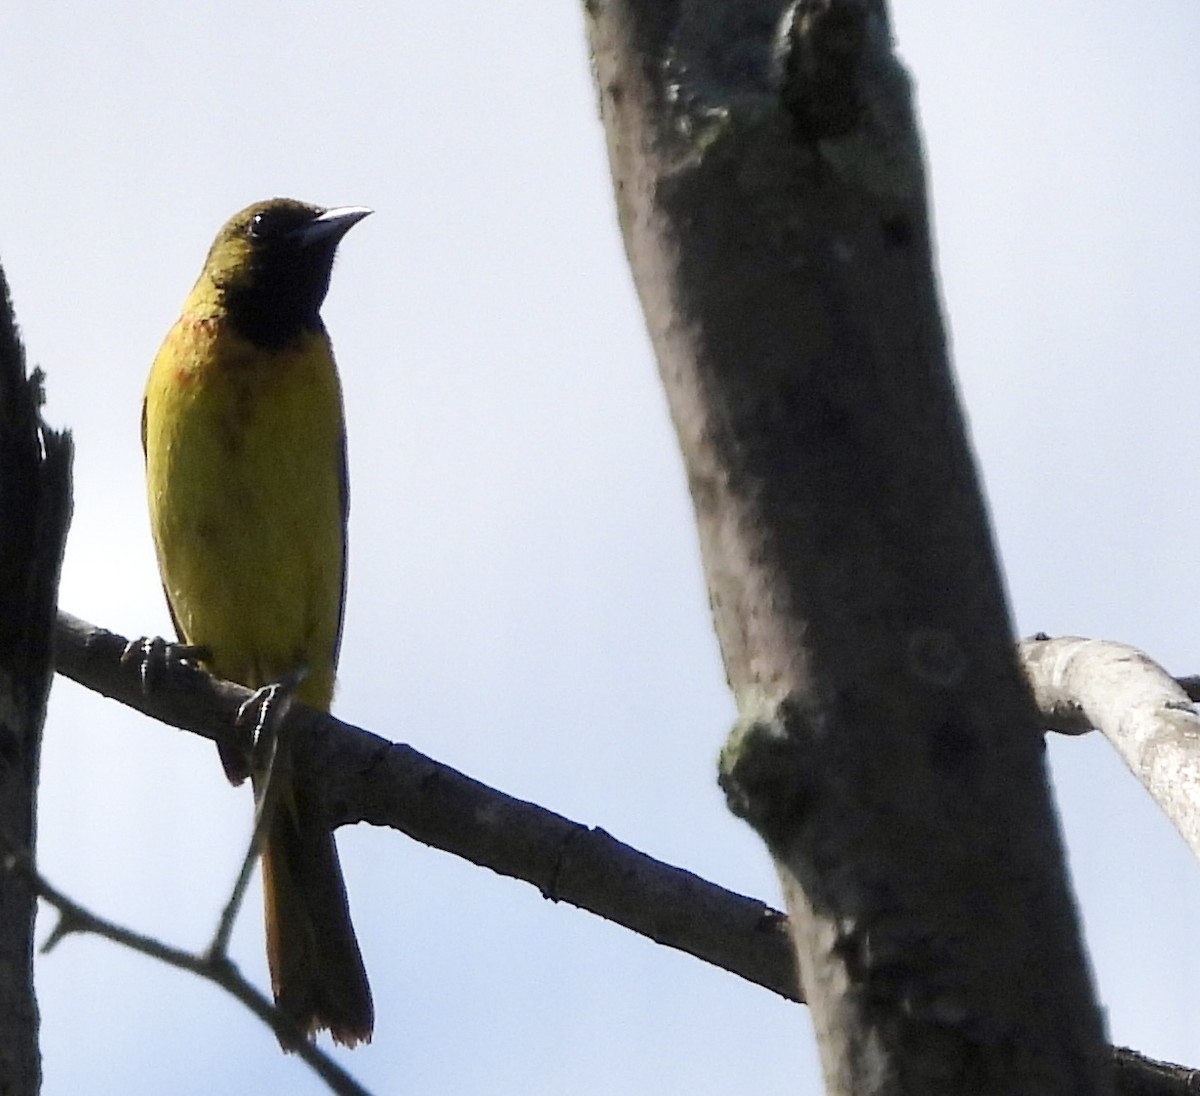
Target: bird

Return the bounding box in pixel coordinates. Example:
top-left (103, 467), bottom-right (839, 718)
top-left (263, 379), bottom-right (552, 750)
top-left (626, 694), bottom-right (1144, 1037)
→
top-left (142, 198), bottom-right (373, 1048)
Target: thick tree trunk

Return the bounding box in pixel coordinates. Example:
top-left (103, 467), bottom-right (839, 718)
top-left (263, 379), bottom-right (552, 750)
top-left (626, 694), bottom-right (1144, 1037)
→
top-left (584, 0), bottom-right (1112, 1091)
top-left (0, 263), bottom-right (73, 1095)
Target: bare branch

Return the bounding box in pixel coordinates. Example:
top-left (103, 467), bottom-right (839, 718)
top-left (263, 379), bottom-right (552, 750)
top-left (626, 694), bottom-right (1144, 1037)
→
top-left (1020, 635), bottom-right (1200, 863)
top-left (207, 678), bottom-right (298, 962)
top-left (1, 844), bottom-right (372, 1096)
top-left (53, 610), bottom-right (800, 1003)
top-left (1112, 1047), bottom-right (1200, 1095)
top-left (50, 612), bottom-right (1200, 1094)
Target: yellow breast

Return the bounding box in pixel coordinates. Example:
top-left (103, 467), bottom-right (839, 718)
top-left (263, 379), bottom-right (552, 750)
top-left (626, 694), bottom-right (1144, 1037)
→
top-left (143, 313), bottom-right (347, 711)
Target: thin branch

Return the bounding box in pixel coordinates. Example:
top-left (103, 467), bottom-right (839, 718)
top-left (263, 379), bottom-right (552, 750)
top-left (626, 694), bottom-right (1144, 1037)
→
top-left (1112, 1047), bottom-right (1200, 1095)
top-left (208, 680), bottom-right (294, 961)
top-left (1020, 635), bottom-right (1200, 864)
top-left (51, 611), bottom-right (1200, 1094)
top-left (54, 610), bottom-right (801, 1002)
top-left (1, 844), bottom-right (372, 1096)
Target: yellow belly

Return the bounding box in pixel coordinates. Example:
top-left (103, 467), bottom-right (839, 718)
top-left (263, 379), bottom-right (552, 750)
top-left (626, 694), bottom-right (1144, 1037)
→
top-left (143, 315), bottom-right (346, 712)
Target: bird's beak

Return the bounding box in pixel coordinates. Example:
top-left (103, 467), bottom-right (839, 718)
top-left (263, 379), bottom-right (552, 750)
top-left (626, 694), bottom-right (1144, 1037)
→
top-left (296, 206), bottom-right (373, 247)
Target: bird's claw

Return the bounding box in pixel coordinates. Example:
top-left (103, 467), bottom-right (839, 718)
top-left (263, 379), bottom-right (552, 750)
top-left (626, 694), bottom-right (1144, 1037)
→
top-left (231, 666), bottom-right (309, 783)
top-left (120, 635), bottom-right (209, 695)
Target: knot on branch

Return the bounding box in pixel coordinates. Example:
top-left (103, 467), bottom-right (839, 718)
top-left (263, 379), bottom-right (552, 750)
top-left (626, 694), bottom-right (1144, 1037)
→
top-left (718, 692), bottom-right (822, 844)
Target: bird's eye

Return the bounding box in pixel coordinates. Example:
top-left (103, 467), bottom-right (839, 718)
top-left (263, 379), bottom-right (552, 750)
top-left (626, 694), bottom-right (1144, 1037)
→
top-left (247, 209), bottom-right (288, 240)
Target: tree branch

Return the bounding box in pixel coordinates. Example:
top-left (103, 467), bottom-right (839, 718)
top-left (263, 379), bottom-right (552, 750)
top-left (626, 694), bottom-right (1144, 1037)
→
top-left (1, 845), bottom-right (371, 1096)
top-left (1021, 635), bottom-right (1200, 864)
top-left (584, 0), bottom-right (1110, 1090)
top-left (50, 611), bottom-right (1200, 1094)
top-left (53, 611), bottom-right (800, 1004)
top-left (0, 257), bottom-right (73, 1096)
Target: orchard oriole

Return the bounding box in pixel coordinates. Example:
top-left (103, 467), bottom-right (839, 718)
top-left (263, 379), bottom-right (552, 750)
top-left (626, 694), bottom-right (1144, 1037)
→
top-left (142, 198), bottom-right (372, 1047)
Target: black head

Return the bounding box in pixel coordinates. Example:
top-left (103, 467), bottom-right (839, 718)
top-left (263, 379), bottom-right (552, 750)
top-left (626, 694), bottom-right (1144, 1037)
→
top-left (201, 198), bottom-right (371, 349)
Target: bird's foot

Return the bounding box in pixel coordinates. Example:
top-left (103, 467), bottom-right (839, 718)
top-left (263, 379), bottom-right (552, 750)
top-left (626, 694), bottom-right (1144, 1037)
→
top-left (120, 634), bottom-right (209, 695)
top-left (233, 666), bottom-right (309, 785)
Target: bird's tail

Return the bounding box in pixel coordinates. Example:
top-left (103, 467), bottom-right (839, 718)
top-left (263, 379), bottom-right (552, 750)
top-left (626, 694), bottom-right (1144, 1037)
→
top-left (259, 782), bottom-right (373, 1049)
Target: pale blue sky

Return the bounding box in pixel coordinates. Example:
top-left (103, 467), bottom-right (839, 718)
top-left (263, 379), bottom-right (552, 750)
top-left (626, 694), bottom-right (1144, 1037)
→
top-left (1, 2), bottom-right (1198, 1092)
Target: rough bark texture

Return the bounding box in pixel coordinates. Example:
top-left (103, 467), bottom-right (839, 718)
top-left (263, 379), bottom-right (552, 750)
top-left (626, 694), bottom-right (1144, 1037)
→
top-left (584, 0), bottom-right (1112, 1091)
top-left (0, 263), bottom-right (73, 1094)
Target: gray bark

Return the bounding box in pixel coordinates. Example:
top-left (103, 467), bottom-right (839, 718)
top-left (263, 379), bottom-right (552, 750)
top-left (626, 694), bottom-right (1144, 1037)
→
top-left (583, 0), bottom-right (1112, 1090)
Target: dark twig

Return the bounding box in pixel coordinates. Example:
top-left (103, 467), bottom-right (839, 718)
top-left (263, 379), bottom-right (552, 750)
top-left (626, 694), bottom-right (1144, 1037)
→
top-left (1, 844), bottom-right (372, 1096)
top-left (207, 677), bottom-right (297, 961)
